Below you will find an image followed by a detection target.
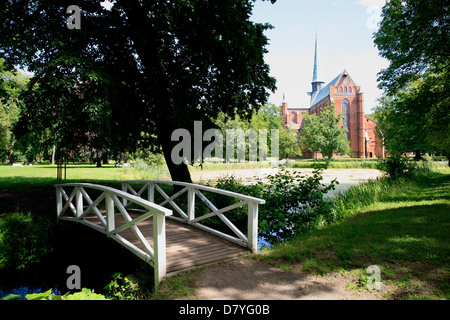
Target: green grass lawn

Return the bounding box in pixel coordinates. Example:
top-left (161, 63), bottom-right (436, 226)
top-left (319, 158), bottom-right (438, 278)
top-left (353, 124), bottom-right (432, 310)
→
top-left (255, 168), bottom-right (450, 300)
top-left (1, 161), bottom-right (448, 300)
top-left (0, 158), bottom-right (384, 193)
top-left (289, 157), bottom-right (380, 169)
top-left (0, 163), bottom-right (165, 193)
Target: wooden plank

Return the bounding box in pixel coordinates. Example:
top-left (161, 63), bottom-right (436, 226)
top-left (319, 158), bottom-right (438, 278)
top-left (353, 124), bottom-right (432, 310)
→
top-left (81, 211), bottom-right (247, 274)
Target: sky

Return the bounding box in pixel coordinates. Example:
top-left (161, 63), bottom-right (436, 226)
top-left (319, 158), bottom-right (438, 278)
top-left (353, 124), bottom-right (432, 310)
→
top-left (251, 0), bottom-right (389, 114)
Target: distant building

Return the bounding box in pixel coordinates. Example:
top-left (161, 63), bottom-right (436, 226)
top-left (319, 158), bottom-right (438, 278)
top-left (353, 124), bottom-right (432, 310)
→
top-left (281, 36), bottom-right (384, 158)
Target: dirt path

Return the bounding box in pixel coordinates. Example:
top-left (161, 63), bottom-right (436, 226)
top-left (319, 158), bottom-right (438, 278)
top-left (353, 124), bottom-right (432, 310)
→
top-left (187, 258), bottom-right (386, 300)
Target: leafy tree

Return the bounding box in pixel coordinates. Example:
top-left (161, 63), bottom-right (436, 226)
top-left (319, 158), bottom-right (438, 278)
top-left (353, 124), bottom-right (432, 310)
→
top-left (374, 80), bottom-right (437, 159)
top-left (299, 104), bottom-right (350, 160)
top-left (0, 59), bottom-right (30, 162)
top-left (373, 0), bottom-right (449, 164)
top-left (374, 0), bottom-right (449, 94)
top-left (278, 127), bottom-right (301, 159)
top-left (0, 0), bottom-right (277, 181)
top-left (212, 108), bottom-right (272, 163)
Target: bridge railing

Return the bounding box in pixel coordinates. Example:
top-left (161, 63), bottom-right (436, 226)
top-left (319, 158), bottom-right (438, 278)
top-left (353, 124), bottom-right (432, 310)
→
top-left (120, 180), bottom-right (265, 253)
top-left (55, 183), bottom-right (172, 288)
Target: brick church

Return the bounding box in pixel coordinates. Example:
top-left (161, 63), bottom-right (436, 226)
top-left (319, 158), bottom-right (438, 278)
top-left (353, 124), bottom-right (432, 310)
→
top-left (281, 37), bottom-right (384, 159)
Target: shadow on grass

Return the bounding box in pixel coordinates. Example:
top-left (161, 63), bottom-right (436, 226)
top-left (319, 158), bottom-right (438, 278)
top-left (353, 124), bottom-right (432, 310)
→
top-left (259, 203), bottom-right (450, 299)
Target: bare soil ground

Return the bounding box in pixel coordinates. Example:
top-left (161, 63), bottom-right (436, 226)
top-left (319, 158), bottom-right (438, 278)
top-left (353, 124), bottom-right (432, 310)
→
top-left (187, 258), bottom-right (388, 300)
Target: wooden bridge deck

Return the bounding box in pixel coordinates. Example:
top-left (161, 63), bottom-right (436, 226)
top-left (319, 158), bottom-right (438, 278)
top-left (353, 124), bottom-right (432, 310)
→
top-left (83, 212), bottom-right (248, 274)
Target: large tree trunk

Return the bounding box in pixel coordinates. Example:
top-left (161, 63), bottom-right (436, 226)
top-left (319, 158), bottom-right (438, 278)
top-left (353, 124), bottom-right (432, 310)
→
top-left (160, 130), bottom-right (193, 184)
top-left (96, 151), bottom-right (102, 167)
top-left (156, 118), bottom-right (193, 184)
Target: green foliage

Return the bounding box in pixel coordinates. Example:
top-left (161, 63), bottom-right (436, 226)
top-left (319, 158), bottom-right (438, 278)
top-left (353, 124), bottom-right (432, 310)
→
top-left (374, 0), bottom-right (449, 94)
top-left (374, 74), bottom-right (449, 160)
top-left (373, 0), bottom-right (449, 161)
top-left (212, 104), bottom-right (285, 162)
top-left (255, 167), bottom-right (337, 244)
top-left (258, 168), bottom-right (450, 299)
top-left (1, 288), bottom-right (108, 300)
top-left (1, 0), bottom-right (277, 182)
top-left (202, 167), bottom-right (339, 245)
top-left (104, 272), bottom-right (147, 300)
top-left (299, 104), bottom-right (350, 159)
top-left (0, 293), bottom-right (21, 300)
top-left (0, 212), bottom-right (53, 270)
top-left (279, 127), bottom-right (302, 158)
top-left (24, 288), bottom-right (107, 300)
top-left (378, 154), bottom-right (417, 181)
top-left (290, 159), bottom-right (379, 169)
top-left (0, 59), bottom-right (30, 162)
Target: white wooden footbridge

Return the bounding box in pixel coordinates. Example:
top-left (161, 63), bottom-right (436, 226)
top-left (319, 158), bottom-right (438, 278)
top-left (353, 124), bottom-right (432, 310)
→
top-left (55, 180), bottom-right (265, 288)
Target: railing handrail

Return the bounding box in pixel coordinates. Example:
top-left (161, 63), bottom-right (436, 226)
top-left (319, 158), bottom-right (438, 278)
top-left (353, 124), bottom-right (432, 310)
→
top-left (120, 179), bottom-right (266, 205)
top-left (120, 179), bottom-right (264, 253)
top-left (55, 182), bottom-right (172, 216)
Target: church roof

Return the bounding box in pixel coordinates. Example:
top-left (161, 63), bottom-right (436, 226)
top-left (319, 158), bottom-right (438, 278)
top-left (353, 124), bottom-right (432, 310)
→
top-left (310, 73), bottom-right (340, 107)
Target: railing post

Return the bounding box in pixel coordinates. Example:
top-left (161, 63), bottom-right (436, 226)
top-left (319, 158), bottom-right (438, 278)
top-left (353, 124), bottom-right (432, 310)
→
top-left (187, 187), bottom-right (195, 223)
top-left (121, 182), bottom-right (128, 207)
top-left (106, 192), bottom-right (115, 237)
top-left (153, 213), bottom-right (166, 289)
top-left (247, 201), bottom-right (259, 253)
top-left (148, 182), bottom-right (155, 203)
top-left (56, 187), bottom-right (63, 220)
top-left (75, 187), bottom-right (83, 219)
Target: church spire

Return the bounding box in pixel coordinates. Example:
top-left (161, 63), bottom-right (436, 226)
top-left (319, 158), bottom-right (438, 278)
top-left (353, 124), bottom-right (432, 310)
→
top-left (312, 34), bottom-right (319, 83)
top-left (311, 34), bottom-right (325, 95)
top-left (307, 34), bottom-right (325, 106)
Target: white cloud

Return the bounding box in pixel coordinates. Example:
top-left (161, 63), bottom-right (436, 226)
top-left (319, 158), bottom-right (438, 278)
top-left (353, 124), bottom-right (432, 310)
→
top-left (357, 0), bottom-right (386, 7)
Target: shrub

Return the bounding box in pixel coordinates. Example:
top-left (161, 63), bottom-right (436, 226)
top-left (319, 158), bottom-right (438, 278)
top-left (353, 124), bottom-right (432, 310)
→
top-left (0, 212), bottom-right (53, 270)
top-left (378, 154), bottom-right (417, 180)
top-left (1, 288), bottom-right (108, 300)
top-left (104, 272), bottom-right (146, 300)
top-left (199, 168), bottom-right (338, 245)
top-left (256, 167), bottom-right (337, 244)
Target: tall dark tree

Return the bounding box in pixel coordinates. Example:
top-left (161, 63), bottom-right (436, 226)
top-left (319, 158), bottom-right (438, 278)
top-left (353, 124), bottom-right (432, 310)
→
top-left (0, 0), bottom-right (276, 181)
top-left (373, 0), bottom-right (449, 163)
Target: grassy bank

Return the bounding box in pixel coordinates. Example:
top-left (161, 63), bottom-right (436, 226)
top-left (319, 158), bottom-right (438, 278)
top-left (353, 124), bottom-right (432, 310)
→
top-left (1, 161), bottom-right (448, 300)
top-left (255, 167), bottom-right (450, 300)
top-left (289, 158), bottom-right (380, 169)
top-left (0, 158), bottom-right (384, 193)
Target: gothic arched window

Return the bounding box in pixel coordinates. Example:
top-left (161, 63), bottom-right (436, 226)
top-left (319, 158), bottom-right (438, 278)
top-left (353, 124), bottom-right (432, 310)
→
top-left (291, 112), bottom-right (297, 123)
top-left (342, 99), bottom-right (350, 140)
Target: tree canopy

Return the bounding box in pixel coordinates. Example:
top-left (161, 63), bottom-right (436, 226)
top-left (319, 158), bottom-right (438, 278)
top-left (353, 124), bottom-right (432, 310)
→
top-left (0, 0), bottom-right (277, 181)
top-left (374, 0), bottom-right (449, 94)
top-left (0, 59), bottom-right (30, 162)
top-left (373, 0), bottom-right (449, 161)
top-left (299, 104), bottom-right (350, 160)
